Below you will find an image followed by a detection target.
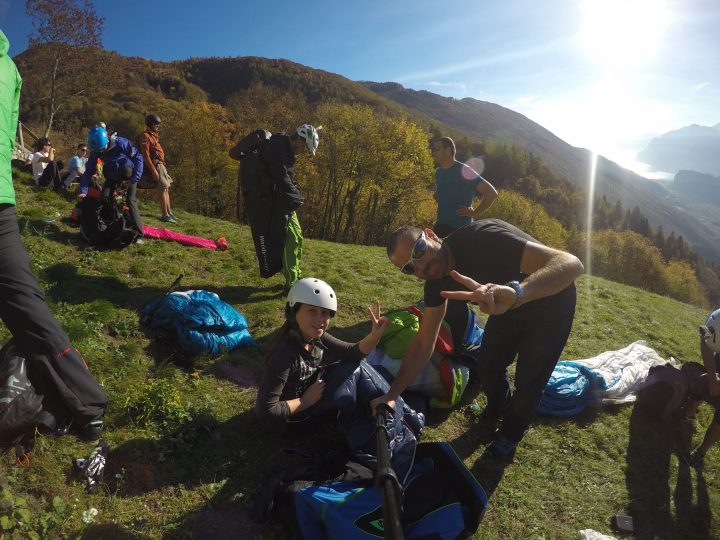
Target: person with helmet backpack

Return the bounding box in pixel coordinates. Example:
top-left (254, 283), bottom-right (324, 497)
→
top-left (229, 124), bottom-right (319, 290)
top-left (682, 308), bottom-right (720, 468)
top-left (137, 114), bottom-right (177, 223)
top-left (0, 30), bottom-right (107, 450)
top-left (78, 124), bottom-right (146, 243)
top-left (255, 278), bottom-right (389, 434)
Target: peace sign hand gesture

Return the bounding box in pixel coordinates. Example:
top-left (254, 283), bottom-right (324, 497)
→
top-left (368, 300), bottom-right (389, 341)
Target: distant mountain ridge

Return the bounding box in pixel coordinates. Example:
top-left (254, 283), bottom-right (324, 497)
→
top-left (673, 170), bottom-right (720, 206)
top-left (13, 46), bottom-right (720, 261)
top-left (637, 123), bottom-right (720, 176)
top-left (363, 82), bottom-right (720, 261)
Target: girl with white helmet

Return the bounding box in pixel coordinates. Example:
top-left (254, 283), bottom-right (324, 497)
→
top-left (255, 278), bottom-right (388, 433)
top-left (683, 308), bottom-right (720, 468)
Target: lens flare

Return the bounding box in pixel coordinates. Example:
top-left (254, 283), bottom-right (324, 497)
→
top-left (463, 157), bottom-right (485, 179)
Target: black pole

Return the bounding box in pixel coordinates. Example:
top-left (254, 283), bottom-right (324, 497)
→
top-left (375, 402), bottom-right (404, 540)
top-left (140, 274), bottom-right (183, 326)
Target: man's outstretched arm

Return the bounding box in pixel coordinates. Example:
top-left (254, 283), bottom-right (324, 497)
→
top-left (370, 301), bottom-right (447, 410)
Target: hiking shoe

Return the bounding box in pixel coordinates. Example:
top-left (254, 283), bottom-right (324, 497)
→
top-left (683, 449), bottom-right (704, 469)
top-left (78, 419), bottom-right (104, 443)
top-left (160, 214), bottom-right (177, 223)
top-left (169, 212), bottom-right (179, 221)
top-left (487, 436), bottom-right (518, 462)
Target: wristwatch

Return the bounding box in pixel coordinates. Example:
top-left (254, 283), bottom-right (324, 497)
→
top-left (505, 280), bottom-right (524, 309)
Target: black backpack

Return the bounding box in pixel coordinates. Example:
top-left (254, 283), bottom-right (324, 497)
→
top-left (0, 340), bottom-right (108, 462)
top-left (77, 195), bottom-right (138, 249)
top-left (228, 129), bottom-right (272, 161)
top-left (0, 342), bottom-right (57, 460)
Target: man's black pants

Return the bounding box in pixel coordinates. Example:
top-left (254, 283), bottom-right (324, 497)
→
top-left (0, 204), bottom-right (107, 423)
top-left (37, 161), bottom-right (63, 190)
top-left (475, 285), bottom-right (577, 443)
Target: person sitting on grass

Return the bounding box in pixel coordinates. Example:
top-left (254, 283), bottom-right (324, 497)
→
top-left (31, 137), bottom-right (64, 190)
top-left (62, 143), bottom-right (88, 189)
top-left (255, 278), bottom-right (388, 435)
top-left (683, 308), bottom-right (720, 468)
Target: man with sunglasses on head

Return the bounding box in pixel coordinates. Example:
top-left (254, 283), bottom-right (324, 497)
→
top-left (373, 220), bottom-right (584, 460)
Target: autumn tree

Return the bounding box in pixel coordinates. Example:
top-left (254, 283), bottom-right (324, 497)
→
top-left (573, 230), bottom-right (668, 294)
top-left (303, 103), bottom-right (435, 245)
top-left (484, 190), bottom-right (568, 250)
top-left (159, 103), bottom-right (237, 219)
top-left (664, 260), bottom-right (705, 306)
top-left (25, 0), bottom-right (104, 136)
top-left (226, 82), bottom-right (312, 135)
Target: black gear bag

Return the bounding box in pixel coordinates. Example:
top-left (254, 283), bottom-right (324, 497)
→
top-left (0, 340), bottom-right (108, 461)
top-left (77, 194), bottom-right (138, 249)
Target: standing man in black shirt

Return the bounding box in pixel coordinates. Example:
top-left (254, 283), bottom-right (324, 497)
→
top-left (373, 220), bottom-right (584, 459)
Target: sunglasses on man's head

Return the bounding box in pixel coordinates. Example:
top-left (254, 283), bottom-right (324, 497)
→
top-left (400, 232), bottom-right (428, 275)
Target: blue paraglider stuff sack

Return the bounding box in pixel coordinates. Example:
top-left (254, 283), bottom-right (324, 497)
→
top-left (290, 442), bottom-right (487, 540)
top-left (141, 290), bottom-right (254, 356)
top-left (538, 361), bottom-right (609, 416)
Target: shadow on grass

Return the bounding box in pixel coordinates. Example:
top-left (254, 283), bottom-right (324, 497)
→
top-left (44, 263), bottom-right (169, 311)
top-left (210, 283), bottom-right (286, 306)
top-left (101, 409), bottom-right (343, 539)
top-left (625, 404), bottom-right (710, 539)
top-left (44, 262), bottom-right (286, 312)
top-left (19, 217), bottom-right (82, 246)
top-left (73, 523), bottom-right (150, 540)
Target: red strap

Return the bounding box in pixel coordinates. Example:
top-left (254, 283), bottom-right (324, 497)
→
top-left (407, 306), bottom-right (454, 355)
top-left (16, 453), bottom-right (30, 468)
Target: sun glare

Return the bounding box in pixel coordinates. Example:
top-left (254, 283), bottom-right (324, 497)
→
top-left (580, 0), bottom-right (671, 68)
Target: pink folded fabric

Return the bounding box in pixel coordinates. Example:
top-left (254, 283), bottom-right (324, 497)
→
top-left (142, 225), bottom-right (228, 250)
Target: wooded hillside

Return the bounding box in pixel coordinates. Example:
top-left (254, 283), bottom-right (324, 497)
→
top-left (13, 46), bottom-right (720, 305)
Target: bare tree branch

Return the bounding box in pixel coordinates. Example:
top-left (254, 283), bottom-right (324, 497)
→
top-left (25, 0), bottom-right (104, 136)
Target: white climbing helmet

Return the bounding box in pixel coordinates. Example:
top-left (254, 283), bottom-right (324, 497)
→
top-left (287, 278), bottom-right (337, 313)
top-left (296, 124), bottom-right (320, 155)
top-left (700, 308), bottom-right (720, 352)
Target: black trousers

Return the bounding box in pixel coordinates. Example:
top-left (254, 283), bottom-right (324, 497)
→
top-left (476, 286), bottom-right (577, 443)
top-left (0, 204), bottom-right (107, 423)
top-left (37, 161), bottom-right (63, 190)
top-left (102, 178), bottom-right (144, 236)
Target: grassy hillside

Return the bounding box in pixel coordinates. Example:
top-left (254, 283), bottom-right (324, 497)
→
top-left (1, 168), bottom-right (717, 539)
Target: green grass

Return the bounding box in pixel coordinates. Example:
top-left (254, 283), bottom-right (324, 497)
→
top-left (1, 169), bottom-right (717, 539)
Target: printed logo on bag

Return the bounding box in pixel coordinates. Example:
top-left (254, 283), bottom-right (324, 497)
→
top-left (354, 505), bottom-right (384, 536)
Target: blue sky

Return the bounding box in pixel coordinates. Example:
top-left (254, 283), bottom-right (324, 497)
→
top-left (2, 0), bottom-right (719, 176)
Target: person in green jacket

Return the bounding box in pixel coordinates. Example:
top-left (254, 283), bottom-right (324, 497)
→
top-left (0, 30), bottom-right (20, 207)
top-left (0, 29), bottom-right (107, 442)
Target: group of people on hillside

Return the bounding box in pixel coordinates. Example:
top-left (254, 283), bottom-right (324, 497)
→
top-left (27, 114), bottom-right (177, 245)
top-left (243, 117), bottom-right (581, 459)
top-left (3, 23), bottom-right (720, 507)
top-left (77, 114), bottom-right (177, 244)
top-left (29, 139), bottom-right (90, 191)
top-left (242, 113), bottom-right (720, 467)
